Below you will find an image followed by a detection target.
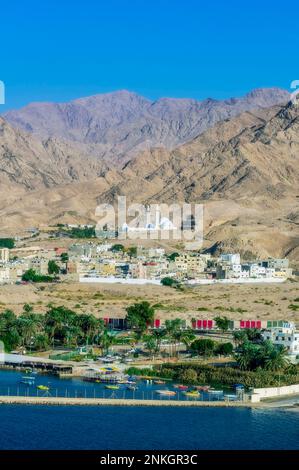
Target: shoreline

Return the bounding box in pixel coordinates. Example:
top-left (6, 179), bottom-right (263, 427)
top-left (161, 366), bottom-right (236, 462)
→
top-left (0, 395), bottom-right (292, 408)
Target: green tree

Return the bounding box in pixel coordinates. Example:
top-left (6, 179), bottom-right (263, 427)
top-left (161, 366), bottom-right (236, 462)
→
top-left (33, 334), bottom-right (49, 351)
top-left (161, 277), bottom-right (179, 287)
top-left (179, 368), bottom-right (198, 384)
top-left (76, 314), bottom-right (104, 345)
top-left (246, 328), bottom-right (263, 343)
top-left (0, 238), bottom-right (14, 249)
top-left (216, 342), bottom-right (233, 356)
top-left (125, 301), bottom-right (155, 334)
top-left (111, 244), bottom-right (125, 252)
top-left (167, 252), bottom-right (180, 262)
top-left (48, 260), bottom-right (60, 275)
top-left (179, 329), bottom-right (196, 350)
top-left (60, 252), bottom-right (69, 263)
top-left (44, 306), bottom-right (77, 346)
top-left (22, 269), bottom-right (53, 283)
top-left (215, 316), bottom-right (230, 333)
top-left (16, 313), bottom-right (43, 348)
top-left (164, 319), bottom-right (185, 356)
top-left (1, 328), bottom-right (21, 351)
top-left (126, 246), bottom-right (137, 258)
top-left (97, 328), bottom-right (117, 354)
top-left (264, 345), bottom-right (289, 371)
top-left (235, 341), bottom-right (260, 370)
top-left (23, 303), bottom-right (34, 314)
top-left (142, 334), bottom-right (159, 358)
top-left (233, 330), bottom-right (248, 346)
top-left (151, 328), bottom-right (167, 354)
top-left (191, 338), bottom-right (216, 357)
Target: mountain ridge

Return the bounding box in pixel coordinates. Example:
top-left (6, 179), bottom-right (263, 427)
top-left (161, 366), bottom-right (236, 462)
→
top-left (3, 87), bottom-right (290, 164)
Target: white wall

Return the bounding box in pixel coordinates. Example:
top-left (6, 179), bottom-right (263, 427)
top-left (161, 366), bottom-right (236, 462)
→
top-left (251, 383), bottom-right (299, 402)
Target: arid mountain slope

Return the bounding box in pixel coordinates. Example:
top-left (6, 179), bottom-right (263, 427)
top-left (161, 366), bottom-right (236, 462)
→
top-left (0, 101), bottom-right (298, 263)
top-left (0, 117), bottom-right (109, 198)
top-left (4, 88), bottom-right (289, 164)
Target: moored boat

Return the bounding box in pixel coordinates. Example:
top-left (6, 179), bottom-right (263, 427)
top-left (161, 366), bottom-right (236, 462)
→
top-left (154, 380), bottom-right (166, 385)
top-left (37, 385), bottom-right (49, 391)
top-left (20, 376), bottom-right (35, 385)
top-left (105, 385), bottom-right (120, 390)
top-left (183, 390), bottom-right (200, 398)
top-left (155, 390), bottom-right (176, 397)
top-left (194, 385), bottom-right (210, 391)
top-left (174, 384), bottom-right (188, 390)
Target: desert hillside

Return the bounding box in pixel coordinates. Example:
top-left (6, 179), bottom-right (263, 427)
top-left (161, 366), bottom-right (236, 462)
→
top-left (0, 95), bottom-right (298, 264)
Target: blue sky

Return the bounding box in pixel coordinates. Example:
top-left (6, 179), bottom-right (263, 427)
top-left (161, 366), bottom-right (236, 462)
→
top-left (1, 0), bottom-right (298, 111)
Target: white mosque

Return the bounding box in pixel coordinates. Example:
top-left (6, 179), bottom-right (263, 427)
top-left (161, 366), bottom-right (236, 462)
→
top-left (120, 204), bottom-right (177, 234)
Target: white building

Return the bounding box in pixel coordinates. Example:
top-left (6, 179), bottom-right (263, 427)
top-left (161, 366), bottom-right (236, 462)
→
top-left (0, 267), bottom-right (10, 283)
top-left (220, 253), bottom-right (241, 265)
top-left (0, 248), bottom-right (9, 263)
top-left (262, 324), bottom-right (299, 358)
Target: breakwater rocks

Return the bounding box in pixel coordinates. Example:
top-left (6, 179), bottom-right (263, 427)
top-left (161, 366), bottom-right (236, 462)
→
top-left (0, 395), bottom-right (259, 407)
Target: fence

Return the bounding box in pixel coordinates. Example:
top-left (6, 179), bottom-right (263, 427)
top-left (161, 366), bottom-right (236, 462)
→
top-left (0, 385), bottom-right (242, 403)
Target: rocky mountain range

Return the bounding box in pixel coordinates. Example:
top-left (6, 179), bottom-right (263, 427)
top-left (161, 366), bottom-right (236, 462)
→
top-left (4, 88), bottom-right (290, 164)
top-left (0, 88), bottom-right (298, 264)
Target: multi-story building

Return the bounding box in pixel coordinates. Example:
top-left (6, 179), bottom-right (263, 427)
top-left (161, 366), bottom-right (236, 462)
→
top-left (29, 258), bottom-right (49, 275)
top-left (0, 248), bottom-right (9, 263)
top-left (262, 323), bottom-right (299, 360)
top-left (174, 253), bottom-right (208, 277)
top-left (0, 267), bottom-right (10, 283)
top-left (220, 253), bottom-right (241, 265)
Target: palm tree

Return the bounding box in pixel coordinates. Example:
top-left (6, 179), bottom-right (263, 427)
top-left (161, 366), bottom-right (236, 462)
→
top-left (142, 334), bottom-right (159, 359)
top-left (16, 313), bottom-right (43, 349)
top-left (179, 329), bottom-right (196, 351)
top-left (151, 329), bottom-right (167, 356)
top-left (233, 330), bottom-right (248, 346)
top-left (164, 319), bottom-right (183, 356)
top-left (97, 328), bottom-right (117, 355)
top-left (264, 345), bottom-right (289, 371)
top-left (45, 306), bottom-right (76, 346)
top-left (76, 314), bottom-right (103, 345)
top-left (235, 341), bottom-right (259, 370)
top-left (63, 324), bottom-right (81, 348)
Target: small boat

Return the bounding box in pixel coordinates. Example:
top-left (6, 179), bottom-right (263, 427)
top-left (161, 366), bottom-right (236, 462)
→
top-left (195, 385), bottom-right (210, 391)
top-left (174, 384), bottom-right (188, 390)
top-left (20, 376), bottom-right (35, 385)
top-left (105, 385), bottom-right (119, 390)
top-left (154, 380), bottom-right (166, 385)
top-left (37, 385), bottom-right (50, 391)
top-left (155, 390), bottom-right (176, 397)
top-left (183, 391), bottom-right (200, 398)
top-left (127, 385), bottom-right (138, 391)
top-left (208, 389), bottom-right (223, 394)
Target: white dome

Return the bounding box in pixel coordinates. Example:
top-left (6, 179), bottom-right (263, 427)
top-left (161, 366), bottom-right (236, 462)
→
top-left (160, 217), bottom-right (175, 229)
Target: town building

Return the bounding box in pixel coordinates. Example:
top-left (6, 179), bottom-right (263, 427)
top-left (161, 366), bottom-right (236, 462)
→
top-left (0, 248), bottom-right (9, 264)
top-left (262, 322), bottom-right (299, 361)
